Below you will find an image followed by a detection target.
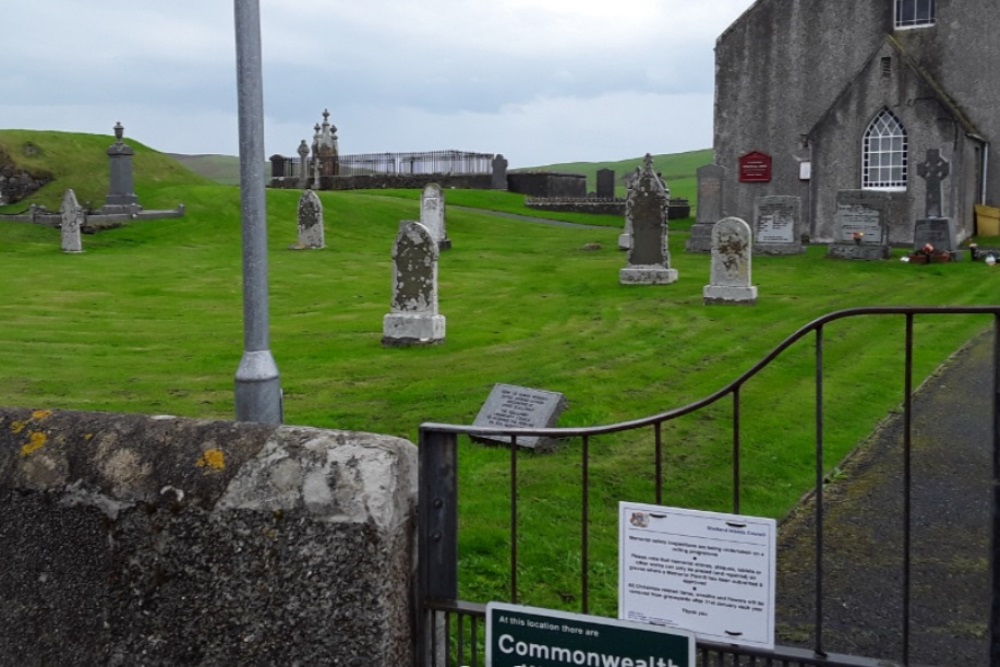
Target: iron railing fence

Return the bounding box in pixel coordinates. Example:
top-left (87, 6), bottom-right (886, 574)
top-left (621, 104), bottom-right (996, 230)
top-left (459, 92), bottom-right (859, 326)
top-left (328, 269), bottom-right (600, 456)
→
top-left (271, 150), bottom-right (495, 180)
top-left (418, 306), bottom-right (1000, 667)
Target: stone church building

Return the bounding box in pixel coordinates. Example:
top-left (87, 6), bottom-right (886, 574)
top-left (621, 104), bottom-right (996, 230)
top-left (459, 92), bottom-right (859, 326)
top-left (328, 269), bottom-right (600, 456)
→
top-left (714, 0), bottom-right (999, 244)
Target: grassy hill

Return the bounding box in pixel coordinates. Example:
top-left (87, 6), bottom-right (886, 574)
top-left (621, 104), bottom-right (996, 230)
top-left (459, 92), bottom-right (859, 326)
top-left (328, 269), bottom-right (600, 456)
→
top-left (0, 129), bottom-right (996, 615)
top-left (0, 130), bottom-right (208, 212)
top-left (167, 153), bottom-right (245, 186)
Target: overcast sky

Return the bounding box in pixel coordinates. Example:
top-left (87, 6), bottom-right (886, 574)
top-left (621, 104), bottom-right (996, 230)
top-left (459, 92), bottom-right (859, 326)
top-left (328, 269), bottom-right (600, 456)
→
top-left (2, 0), bottom-right (755, 168)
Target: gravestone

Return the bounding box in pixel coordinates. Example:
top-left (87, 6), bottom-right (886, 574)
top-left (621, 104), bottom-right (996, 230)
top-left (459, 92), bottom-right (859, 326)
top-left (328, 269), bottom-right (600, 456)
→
top-left (60, 189), bottom-right (84, 254)
top-left (420, 183), bottom-right (450, 250)
top-left (382, 222), bottom-right (445, 347)
top-left (686, 163), bottom-right (725, 253)
top-left (913, 149), bottom-right (957, 254)
top-left (753, 195), bottom-right (803, 255)
top-left (471, 383), bottom-right (568, 450)
top-left (618, 179), bottom-right (634, 250)
top-left (620, 154), bottom-right (678, 284)
top-left (703, 217), bottom-right (757, 305)
top-left (297, 140), bottom-right (311, 189)
top-left (491, 154), bottom-right (508, 190)
top-left (596, 169), bottom-right (616, 199)
top-left (826, 190), bottom-right (891, 260)
top-left (100, 122), bottom-right (141, 215)
top-left (294, 189), bottom-right (324, 249)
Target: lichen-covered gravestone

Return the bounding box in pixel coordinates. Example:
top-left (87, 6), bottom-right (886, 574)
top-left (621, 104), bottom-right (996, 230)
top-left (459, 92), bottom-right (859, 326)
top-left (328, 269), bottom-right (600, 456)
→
top-left (703, 217), bottom-right (757, 305)
top-left (619, 154), bottom-right (678, 285)
top-left (60, 189), bottom-right (84, 254)
top-left (294, 189), bottom-right (325, 249)
top-left (420, 183), bottom-right (450, 250)
top-left (382, 221), bottom-right (445, 347)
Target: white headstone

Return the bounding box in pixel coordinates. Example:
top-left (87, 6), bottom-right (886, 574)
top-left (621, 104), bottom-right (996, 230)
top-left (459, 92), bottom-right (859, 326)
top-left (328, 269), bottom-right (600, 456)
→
top-left (703, 217), bottom-right (757, 305)
top-left (382, 222), bottom-right (446, 347)
top-left (60, 189), bottom-right (84, 254)
top-left (420, 183), bottom-right (450, 250)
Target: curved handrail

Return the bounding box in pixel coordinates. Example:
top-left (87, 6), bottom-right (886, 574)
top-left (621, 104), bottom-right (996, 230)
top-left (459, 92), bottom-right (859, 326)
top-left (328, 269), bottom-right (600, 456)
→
top-left (420, 305), bottom-right (1000, 439)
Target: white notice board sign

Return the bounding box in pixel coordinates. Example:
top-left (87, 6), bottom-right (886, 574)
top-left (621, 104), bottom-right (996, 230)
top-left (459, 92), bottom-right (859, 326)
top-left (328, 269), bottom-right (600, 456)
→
top-left (619, 502), bottom-right (776, 650)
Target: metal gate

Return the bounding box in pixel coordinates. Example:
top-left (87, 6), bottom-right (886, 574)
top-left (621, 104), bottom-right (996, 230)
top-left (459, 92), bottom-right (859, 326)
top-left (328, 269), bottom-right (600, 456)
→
top-left (417, 307), bottom-right (1000, 666)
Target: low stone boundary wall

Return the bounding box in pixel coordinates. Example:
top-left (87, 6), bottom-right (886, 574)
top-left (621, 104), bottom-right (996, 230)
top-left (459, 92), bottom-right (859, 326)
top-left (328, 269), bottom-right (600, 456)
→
top-left (525, 196), bottom-right (693, 219)
top-left (270, 173), bottom-right (494, 191)
top-left (0, 408), bottom-right (417, 666)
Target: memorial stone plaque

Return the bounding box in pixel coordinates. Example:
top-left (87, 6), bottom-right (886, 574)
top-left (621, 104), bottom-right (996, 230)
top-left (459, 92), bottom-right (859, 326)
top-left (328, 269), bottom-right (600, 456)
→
top-left (913, 218), bottom-right (957, 252)
top-left (827, 190), bottom-right (891, 260)
top-left (472, 383), bottom-right (568, 450)
top-left (753, 195), bottom-right (802, 254)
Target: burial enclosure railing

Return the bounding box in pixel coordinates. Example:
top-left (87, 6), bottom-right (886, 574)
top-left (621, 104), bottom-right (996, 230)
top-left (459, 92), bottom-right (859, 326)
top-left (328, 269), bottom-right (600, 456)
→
top-left (417, 306), bottom-right (1000, 667)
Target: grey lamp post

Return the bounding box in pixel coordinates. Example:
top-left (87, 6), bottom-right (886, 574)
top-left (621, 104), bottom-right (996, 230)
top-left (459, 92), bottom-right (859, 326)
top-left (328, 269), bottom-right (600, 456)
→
top-left (233, 0), bottom-right (282, 423)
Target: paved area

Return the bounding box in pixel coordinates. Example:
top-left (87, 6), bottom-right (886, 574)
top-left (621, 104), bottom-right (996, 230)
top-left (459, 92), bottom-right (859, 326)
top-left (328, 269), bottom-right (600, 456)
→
top-left (775, 329), bottom-right (994, 665)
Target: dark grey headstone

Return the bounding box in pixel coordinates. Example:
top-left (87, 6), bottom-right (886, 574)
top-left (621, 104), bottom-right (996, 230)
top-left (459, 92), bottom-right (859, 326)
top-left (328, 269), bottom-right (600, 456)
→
top-left (686, 163), bottom-right (725, 253)
top-left (916, 149), bottom-right (950, 219)
top-left (913, 218), bottom-right (957, 252)
top-left (102, 122), bottom-right (140, 214)
top-left (827, 190), bottom-right (891, 260)
top-left (596, 169), bottom-right (615, 199)
top-left (753, 195), bottom-right (803, 255)
top-left (472, 383), bottom-right (568, 450)
top-left (620, 155), bottom-right (678, 284)
top-left (491, 154), bottom-right (508, 190)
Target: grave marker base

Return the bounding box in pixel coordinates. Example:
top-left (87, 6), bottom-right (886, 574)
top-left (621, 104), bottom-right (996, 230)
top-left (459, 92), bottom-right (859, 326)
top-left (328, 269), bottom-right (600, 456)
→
top-left (619, 266), bottom-right (678, 285)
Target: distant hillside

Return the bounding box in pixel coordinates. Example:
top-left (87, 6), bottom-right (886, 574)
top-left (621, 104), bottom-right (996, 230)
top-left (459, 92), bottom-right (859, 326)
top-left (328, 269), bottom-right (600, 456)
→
top-left (0, 130), bottom-right (209, 212)
top-left (167, 153), bottom-right (245, 186)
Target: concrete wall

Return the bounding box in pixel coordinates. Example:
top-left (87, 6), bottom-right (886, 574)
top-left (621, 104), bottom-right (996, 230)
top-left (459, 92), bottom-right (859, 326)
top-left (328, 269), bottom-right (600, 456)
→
top-left (0, 408), bottom-right (417, 666)
top-left (715, 0), bottom-right (1000, 240)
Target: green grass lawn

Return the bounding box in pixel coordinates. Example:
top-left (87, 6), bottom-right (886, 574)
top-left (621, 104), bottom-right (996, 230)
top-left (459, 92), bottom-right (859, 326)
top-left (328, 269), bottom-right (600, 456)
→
top-left (1, 130), bottom-right (998, 617)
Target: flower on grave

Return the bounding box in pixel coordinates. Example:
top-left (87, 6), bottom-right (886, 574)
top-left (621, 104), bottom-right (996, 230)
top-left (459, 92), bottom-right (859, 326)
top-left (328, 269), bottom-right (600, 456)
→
top-left (921, 243), bottom-right (935, 257)
top-left (852, 231), bottom-right (864, 245)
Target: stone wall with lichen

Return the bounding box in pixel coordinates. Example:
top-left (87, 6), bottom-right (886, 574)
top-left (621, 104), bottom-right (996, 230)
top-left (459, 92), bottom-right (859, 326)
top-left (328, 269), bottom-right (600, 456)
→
top-left (0, 408), bottom-right (417, 666)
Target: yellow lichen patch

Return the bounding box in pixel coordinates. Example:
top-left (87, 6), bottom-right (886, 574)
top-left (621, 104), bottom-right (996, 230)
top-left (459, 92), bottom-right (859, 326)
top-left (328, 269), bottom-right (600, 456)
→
top-left (196, 449), bottom-right (226, 471)
top-left (31, 410), bottom-right (52, 421)
top-left (11, 421), bottom-right (26, 435)
top-left (20, 432), bottom-right (47, 457)
top-left (84, 433), bottom-right (94, 440)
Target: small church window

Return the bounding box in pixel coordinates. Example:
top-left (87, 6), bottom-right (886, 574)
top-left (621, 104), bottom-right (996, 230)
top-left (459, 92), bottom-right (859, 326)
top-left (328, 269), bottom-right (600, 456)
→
top-left (862, 109), bottom-right (908, 190)
top-left (895, 0), bottom-right (935, 28)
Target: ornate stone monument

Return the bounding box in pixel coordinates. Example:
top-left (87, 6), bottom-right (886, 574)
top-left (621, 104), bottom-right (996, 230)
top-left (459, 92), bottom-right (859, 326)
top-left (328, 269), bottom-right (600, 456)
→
top-left (100, 122), bottom-right (141, 216)
top-left (420, 183), bottom-right (450, 250)
top-left (619, 154), bottom-right (678, 285)
top-left (703, 217), bottom-right (757, 305)
top-left (686, 163), bottom-right (725, 253)
top-left (382, 222), bottom-right (445, 347)
top-left (294, 189), bottom-right (324, 249)
top-left (311, 109), bottom-right (339, 188)
top-left (60, 189), bottom-right (83, 253)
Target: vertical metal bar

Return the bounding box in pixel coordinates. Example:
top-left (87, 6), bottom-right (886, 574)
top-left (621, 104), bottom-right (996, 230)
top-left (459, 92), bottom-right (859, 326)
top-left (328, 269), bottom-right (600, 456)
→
top-left (814, 326), bottom-right (827, 658)
top-left (991, 313), bottom-right (1000, 665)
top-left (733, 386), bottom-right (742, 514)
top-left (511, 435), bottom-right (519, 603)
top-left (418, 428), bottom-right (459, 667)
top-left (582, 434), bottom-right (591, 614)
top-left (903, 314), bottom-right (914, 665)
top-left (472, 616), bottom-right (480, 667)
top-left (457, 615), bottom-right (465, 667)
top-left (654, 422), bottom-right (663, 505)
top-left (232, 0), bottom-right (282, 424)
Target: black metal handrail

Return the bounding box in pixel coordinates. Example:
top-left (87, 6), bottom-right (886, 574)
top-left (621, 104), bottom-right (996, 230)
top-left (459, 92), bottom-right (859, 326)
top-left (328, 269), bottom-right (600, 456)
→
top-left (418, 306), bottom-right (1000, 667)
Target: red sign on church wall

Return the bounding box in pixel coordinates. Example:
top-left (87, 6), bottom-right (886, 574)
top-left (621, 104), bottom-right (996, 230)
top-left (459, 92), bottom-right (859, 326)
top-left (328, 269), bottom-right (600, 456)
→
top-left (739, 151), bottom-right (773, 183)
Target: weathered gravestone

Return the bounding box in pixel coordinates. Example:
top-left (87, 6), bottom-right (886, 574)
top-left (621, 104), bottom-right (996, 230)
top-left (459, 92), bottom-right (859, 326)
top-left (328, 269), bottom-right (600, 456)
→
top-left (753, 195), bottom-right (803, 255)
top-left (913, 149), bottom-right (958, 255)
top-left (596, 168), bottom-right (616, 199)
top-left (420, 183), bottom-right (450, 250)
top-left (382, 222), bottom-right (445, 347)
top-left (703, 217), bottom-right (757, 305)
top-left (297, 140), bottom-right (311, 189)
top-left (471, 383), bottom-right (568, 450)
top-left (686, 163), bottom-right (725, 253)
top-left (293, 189), bottom-right (324, 249)
top-left (620, 154), bottom-right (678, 285)
top-left (492, 154), bottom-right (508, 190)
top-left (60, 189), bottom-right (84, 254)
top-left (826, 190), bottom-right (891, 260)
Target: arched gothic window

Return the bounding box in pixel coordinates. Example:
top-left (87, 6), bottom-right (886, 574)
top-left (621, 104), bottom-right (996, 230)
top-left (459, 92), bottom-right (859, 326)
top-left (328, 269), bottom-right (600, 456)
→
top-left (895, 0), bottom-right (935, 28)
top-left (862, 109), bottom-right (908, 190)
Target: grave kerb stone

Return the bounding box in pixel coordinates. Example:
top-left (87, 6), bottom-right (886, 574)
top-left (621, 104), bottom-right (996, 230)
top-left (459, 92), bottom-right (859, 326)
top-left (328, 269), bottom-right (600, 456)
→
top-left (471, 383), bottom-right (568, 450)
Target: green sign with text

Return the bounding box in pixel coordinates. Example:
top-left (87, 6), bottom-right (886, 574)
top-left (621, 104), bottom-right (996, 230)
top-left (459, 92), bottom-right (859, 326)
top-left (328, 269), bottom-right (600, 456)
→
top-left (486, 602), bottom-right (694, 667)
